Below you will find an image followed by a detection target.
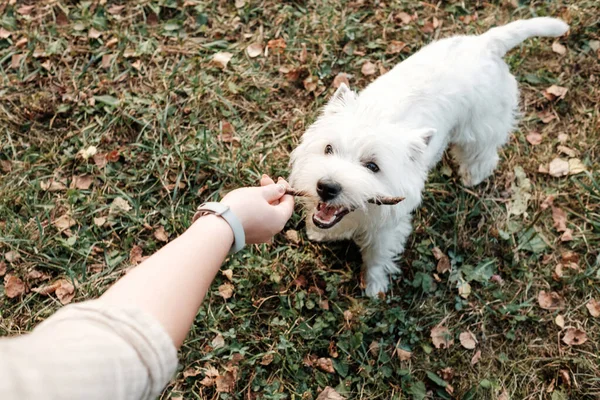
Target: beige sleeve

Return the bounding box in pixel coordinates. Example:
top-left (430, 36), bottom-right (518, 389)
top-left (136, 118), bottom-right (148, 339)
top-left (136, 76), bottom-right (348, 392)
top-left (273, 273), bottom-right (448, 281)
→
top-left (0, 300), bottom-right (178, 400)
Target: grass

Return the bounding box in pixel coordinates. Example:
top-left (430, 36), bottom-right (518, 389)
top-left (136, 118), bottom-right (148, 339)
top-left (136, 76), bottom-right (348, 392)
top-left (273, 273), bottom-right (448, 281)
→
top-left (1, 0), bottom-right (599, 399)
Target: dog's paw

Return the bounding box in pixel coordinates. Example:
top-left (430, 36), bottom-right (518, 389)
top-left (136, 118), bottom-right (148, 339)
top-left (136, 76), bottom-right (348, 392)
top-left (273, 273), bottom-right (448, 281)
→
top-left (458, 165), bottom-right (474, 187)
top-left (365, 279), bottom-right (389, 299)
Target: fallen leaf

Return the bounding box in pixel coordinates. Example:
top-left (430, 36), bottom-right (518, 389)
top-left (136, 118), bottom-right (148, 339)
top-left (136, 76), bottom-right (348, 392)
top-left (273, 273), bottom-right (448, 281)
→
top-left (0, 28), bottom-right (11, 39)
top-left (200, 376), bottom-right (215, 387)
top-left (17, 5), bottom-right (34, 15)
top-left (552, 42), bottom-right (567, 55)
top-left (299, 43), bottom-right (308, 63)
top-left (568, 158), bottom-right (586, 175)
top-left (459, 331), bottom-right (477, 349)
top-left (562, 328), bottom-right (587, 346)
top-left (246, 43), bottom-right (263, 58)
top-left (543, 85), bottom-right (568, 101)
top-left (457, 279), bottom-right (471, 299)
top-left (498, 388), bottom-right (509, 400)
top-left (0, 159), bottom-right (12, 173)
top-left (303, 75), bottom-right (318, 92)
top-left (555, 314), bottom-right (565, 328)
top-left (552, 206), bottom-right (568, 232)
top-left (421, 22), bottom-right (435, 33)
top-left (397, 348), bottom-right (412, 361)
top-left (316, 387), bottom-right (346, 400)
top-left (71, 174), bottom-right (93, 190)
top-left (386, 40), bottom-right (406, 54)
top-left (218, 283), bottom-right (234, 299)
top-left (490, 274), bottom-right (504, 285)
top-left (212, 52), bottom-right (233, 69)
top-left (4, 274), bottom-right (26, 298)
top-left (438, 367), bottom-right (454, 381)
top-left (260, 353), bottom-right (274, 366)
top-left (109, 197), bottom-right (132, 215)
top-left (222, 269), bottom-right (233, 281)
top-left (266, 38), bottom-right (286, 54)
top-left (53, 214), bottom-right (76, 231)
top-left (129, 245), bottom-right (144, 265)
top-left (559, 369), bottom-right (571, 387)
top-left (101, 54), bottom-right (114, 69)
top-left (285, 230), bottom-right (300, 244)
top-left (5, 251), bottom-right (19, 263)
top-left (548, 158), bottom-right (569, 177)
top-left (55, 279), bottom-right (75, 304)
top-left (183, 367), bottom-right (202, 378)
top-left (361, 61), bottom-right (376, 76)
top-left (557, 145), bottom-right (577, 158)
top-left (27, 270), bottom-right (50, 282)
top-left (332, 72), bottom-right (351, 88)
top-left (218, 121), bottom-right (240, 144)
top-left (557, 133), bottom-right (568, 143)
top-left (211, 333), bottom-right (225, 349)
top-left (0, 262), bottom-right (6, 277)
top-left (235, 0), bottom-right (246, 8)
top-left (215, 371), bottom-right (235, 393)
top-left (538, 291), bottom-right (565, 310)
top-left (526, 131), bottom-right (543, 145)
top-left (432, 247), bottom-right (450, 273)
top-left (470, 350), bottom-right (482, 365)
top-left (507, 166), bottom-right (531, 216)
top-left (397, 11), bottom-right (412, 24)
top-left (538, 110), bottom-right (556, 123)
top-left (93, 152), bottom-right (107, 168)
top-left (316, 357), bottom-right (335, 373)
top-left (41, 178), bottom-right (67, 192)
top-left (93, 217), bottom-right (106, 227)
top-left (15, 38), bottom-right (28, 48)
top-left (560, 229), bottom-right (573, 242)
top-left (431, 325), bottom-right (453, 349)
top-left (131, 59), bottom-right (142, 71)
top-left (368, 341), bottom-right (380, 356)
top-left (586, 298), bottom-right (600, 318)
top-left (154, 226), bottom-right (169, 242)
top-left (107, 5), bottom-right (125, 14)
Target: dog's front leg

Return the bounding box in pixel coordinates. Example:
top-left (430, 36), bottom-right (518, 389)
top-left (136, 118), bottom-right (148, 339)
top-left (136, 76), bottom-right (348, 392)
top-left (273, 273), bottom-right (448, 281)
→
top-left (357, 217), bottom-right (412, 298)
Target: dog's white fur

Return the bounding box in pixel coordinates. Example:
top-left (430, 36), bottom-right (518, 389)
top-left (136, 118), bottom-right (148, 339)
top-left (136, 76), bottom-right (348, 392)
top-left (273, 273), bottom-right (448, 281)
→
top-left (289, 18), bottom-right (568, 297)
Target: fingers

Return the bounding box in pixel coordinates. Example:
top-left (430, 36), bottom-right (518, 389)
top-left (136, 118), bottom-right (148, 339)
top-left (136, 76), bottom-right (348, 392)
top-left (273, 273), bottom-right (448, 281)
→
top-left (260, 174), bottom-right (275, 187)
top-left (261, 183), bottom-right (286, 202)
top-left (274, 177), bottom-right (294, 220)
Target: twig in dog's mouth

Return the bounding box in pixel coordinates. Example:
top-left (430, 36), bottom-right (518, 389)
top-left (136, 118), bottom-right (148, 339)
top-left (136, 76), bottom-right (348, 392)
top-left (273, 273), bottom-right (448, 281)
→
top-left (284, 188), bottom-right (404, 205)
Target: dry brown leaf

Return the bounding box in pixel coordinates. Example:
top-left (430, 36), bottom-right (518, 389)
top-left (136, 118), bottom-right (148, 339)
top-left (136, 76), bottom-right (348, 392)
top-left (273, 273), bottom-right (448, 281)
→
top-left (557, 145), bottom-right (577, 157)
top-left (183, 367), bottom-right (202, 378)
top-left (498, 388), bottom-right (509, 400)
top-left (303, 76), bottom-right (318, 92)
top-left (526, 131), bottom-right (542, 145)
top-left (586, 299), bottom-right (600, 318)
top-left (552, 42), bottom-right (567, 55)
top-left (218, 283), bottom-right (234, 299)
top-left (131, 59), bottom-right (142, 71)
top-left (218, 121), bottom-right (240, 144)
top-left (4, 274), bottom-right (26, 298)
top-left (129, 245), bottom-right (144, 265)
top-left (555, 314), bottom-right (565, 328)
top-left (386, 40), bottom-right (407, 54)
top-left (299, 43), bottom-right (308, 63)
top-left (260, 353), bottom-right (274, 366)
top-left (538, 110), bottom-right (556, 124)
top-left (41, 178), bottom-right (67, 192)
top-left (154, 226), bottom-right (169, 242)
top-left (397, 348), bottom-right (412, 361)
top-left (222, 269), bottom-right (233, 281)
top-left (17, 5), bottom-right (34, 15)
top-left (285, 230), bottom-right (300, 244)
top-left (107, 5), bottom-right (125, 14)
top-left (0, 159), bottom-right (12, 173)
top-left (560, 229), bottom-right (573, 242)
top-left (316, 387), bottom-right (346, 400)
top-left (361, 61), bottom-right (376, 76)
top-left (246, 43), bottom-right (263, 58)
top-left (543, 85), bottom-right (568, 101)
top-left (88, 28), bottom-right (102, 39)
top-left (267, 38), bottom-right (286, 54)
top-left (71, 174), bottom-right (94, 190)
top-left (200, 376), bottom-right (215, 387)
top-left (11, 54), bottom-right (25, 70)
top-left (93, 217), bottom-right (106, 227)
top-left (55, 279), bottom-right (75, 304)
top-left (432, 247), bottom-right (450, 273)
top-left (470, 349), bottom-right (482, 365)
top-left (397, 11), bottom-right (412, 24)
top-left (431, 325), bottom-right (453, 349)
top-left (316, 357), bottom-right (335, 373)
top-left (0, 261), bottom-right (6, 277)
top-left (5, 251), bottom-right (19, 263)
top-left (212, 52), bottom-right (233, 69)
top-left (557, 133), bottom-right (568, 143)
top-left (421, 22), bottom-right (435, 33)
top-left (538, 291), bottom-right (565, 310)
top-left (548, 158), bottom-right (569, 177)
top-left (31, 280), bottom-right (61, 295)
top-left (551, 206), bottom-right (568, 232)
top-left (459, 331), bottom-right (477, 350)
top-left (368, 340), bottom-right (380, 356)
top-left (568, 158), bottom-right (586, 175)
top-left (234, 0), bottom-right (246, 8)
top-left (93, 152), bottom-right (108, 168)
top-left (328, 341), bottom-right (339, 358)
top-left (439, 367), bottom-right (454, 381)
top-left (53, 215), bottom-right (76, 231)
top-left (562, 328), bottom-right (587, 346)
top-left (332, 72), bottom-right (351, 88)
top-left (215, 371), bottom-right (236, 393)
top-left (101, 54), bottom-right (114, 69)
top-left (211, 333), bottom-right (225, 348)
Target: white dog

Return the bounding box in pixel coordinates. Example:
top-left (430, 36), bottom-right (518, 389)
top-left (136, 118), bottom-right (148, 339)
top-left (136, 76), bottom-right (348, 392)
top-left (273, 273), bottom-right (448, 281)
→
top-left (289, 18), bottom-right (568, 297)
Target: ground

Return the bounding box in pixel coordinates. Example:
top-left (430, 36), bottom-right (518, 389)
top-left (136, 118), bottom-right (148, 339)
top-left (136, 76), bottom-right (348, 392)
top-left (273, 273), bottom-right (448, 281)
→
top-left (0, 1), bottom-right (599, 399)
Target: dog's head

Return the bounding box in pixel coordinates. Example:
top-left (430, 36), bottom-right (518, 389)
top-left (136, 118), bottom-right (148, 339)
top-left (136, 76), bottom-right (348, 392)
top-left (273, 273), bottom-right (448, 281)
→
top-left (289, 83), bottom-right (434, 229)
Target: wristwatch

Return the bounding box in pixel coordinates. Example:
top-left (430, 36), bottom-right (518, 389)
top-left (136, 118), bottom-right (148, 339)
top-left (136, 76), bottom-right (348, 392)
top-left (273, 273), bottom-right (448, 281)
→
top-left (192, 202), bottom-right (245, 254)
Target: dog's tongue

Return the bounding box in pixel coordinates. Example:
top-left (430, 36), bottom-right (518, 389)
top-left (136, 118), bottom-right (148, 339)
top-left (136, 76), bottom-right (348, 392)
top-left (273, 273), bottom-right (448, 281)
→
top-left (315, 203), bottom-right (340, 223)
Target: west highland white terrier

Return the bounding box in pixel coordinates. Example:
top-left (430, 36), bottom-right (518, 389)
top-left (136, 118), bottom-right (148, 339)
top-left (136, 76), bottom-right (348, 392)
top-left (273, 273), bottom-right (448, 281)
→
top-left (289, 18), bottom-right (568, 297)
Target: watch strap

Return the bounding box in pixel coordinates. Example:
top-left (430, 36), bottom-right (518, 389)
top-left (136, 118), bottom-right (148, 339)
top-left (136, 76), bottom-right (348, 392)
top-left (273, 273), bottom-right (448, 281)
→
top-left (192, 202), bottom-right (245, 254)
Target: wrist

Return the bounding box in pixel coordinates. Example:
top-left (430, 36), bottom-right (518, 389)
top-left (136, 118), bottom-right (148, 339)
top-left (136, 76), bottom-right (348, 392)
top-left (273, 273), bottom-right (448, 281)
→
top-left (191, 202), bottom-right (245, 253)
top-left (190, 214), bottom-right (234, 247)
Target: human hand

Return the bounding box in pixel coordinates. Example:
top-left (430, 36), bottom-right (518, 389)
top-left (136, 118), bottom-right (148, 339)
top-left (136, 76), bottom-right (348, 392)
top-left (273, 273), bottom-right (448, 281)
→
top-left (220, 175), bottom-right (294, 244)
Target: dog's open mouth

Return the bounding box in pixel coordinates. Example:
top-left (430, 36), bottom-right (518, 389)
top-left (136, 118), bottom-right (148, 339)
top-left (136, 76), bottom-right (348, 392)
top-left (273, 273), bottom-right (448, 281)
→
top-left (312, 202), bottom-right (350, 229)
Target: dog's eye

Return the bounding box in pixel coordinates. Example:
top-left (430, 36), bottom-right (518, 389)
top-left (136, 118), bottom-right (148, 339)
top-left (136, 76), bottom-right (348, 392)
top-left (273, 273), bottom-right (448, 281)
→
top-left (365, 162), bottom-right (380, 173)
top-left (324, 144), bottom-right (333, 155)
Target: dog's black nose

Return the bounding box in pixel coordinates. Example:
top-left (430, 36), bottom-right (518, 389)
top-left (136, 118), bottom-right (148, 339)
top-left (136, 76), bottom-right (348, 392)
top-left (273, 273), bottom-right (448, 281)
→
top-left (316, 180), bottom-right (342, 201)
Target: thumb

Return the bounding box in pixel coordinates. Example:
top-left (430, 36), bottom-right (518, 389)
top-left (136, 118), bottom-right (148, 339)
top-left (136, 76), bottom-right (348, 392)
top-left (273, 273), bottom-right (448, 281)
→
top-left (261, 183), bottom-right (286, 202)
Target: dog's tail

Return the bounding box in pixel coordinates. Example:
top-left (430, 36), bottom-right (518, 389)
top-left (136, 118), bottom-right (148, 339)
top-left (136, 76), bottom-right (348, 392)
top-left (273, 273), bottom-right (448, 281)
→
top-left (482, 17), bottom-right (569, 57)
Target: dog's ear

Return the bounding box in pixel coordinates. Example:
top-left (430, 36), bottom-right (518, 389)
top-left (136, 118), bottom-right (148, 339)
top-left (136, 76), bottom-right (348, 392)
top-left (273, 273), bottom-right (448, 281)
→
top-left (409, 127), bottom-right (436, 159)
top-left (323, 83), bottom-right (357, 115)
